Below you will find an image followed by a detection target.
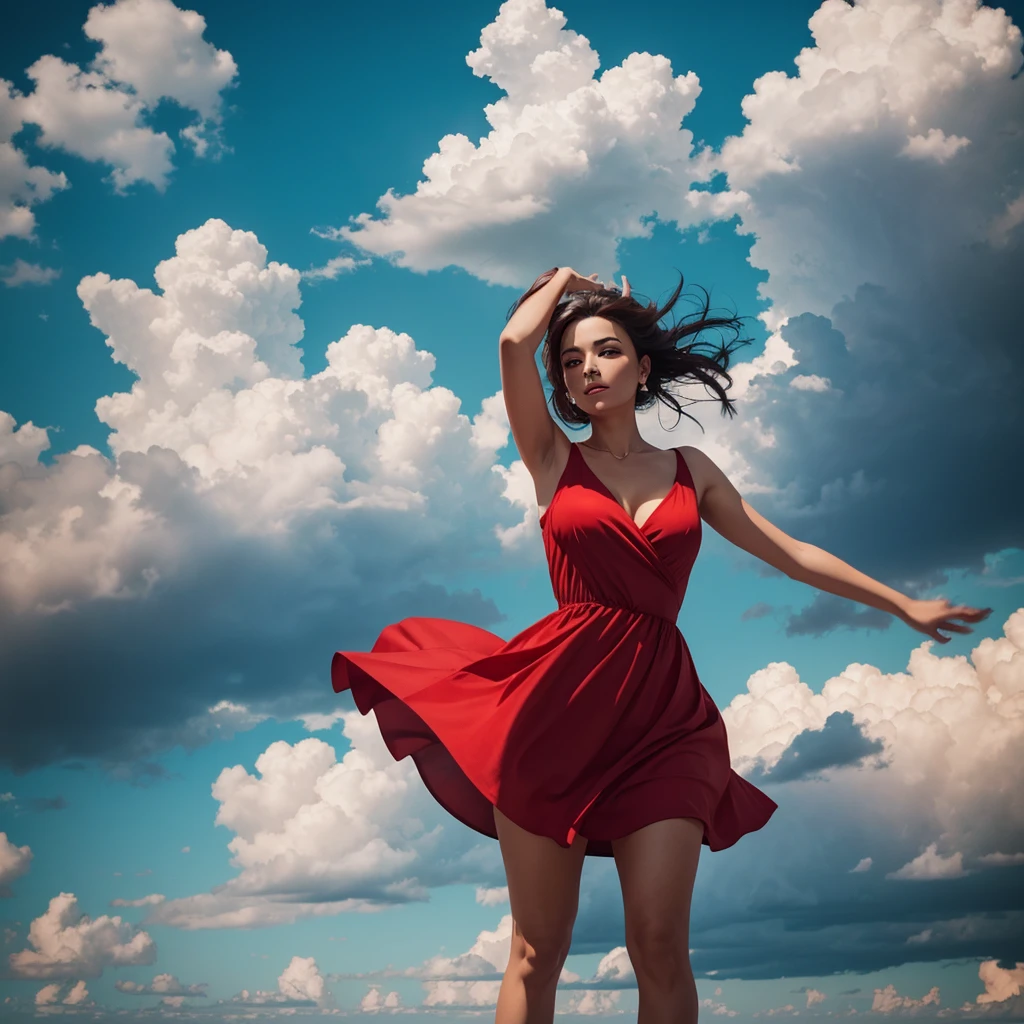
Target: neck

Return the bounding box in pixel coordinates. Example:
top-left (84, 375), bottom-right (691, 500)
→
top-left (585, 419), bottom-right (653, 454)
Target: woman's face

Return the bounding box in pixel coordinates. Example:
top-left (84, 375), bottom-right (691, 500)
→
top-left (560, 316), bottom-right (648, 410)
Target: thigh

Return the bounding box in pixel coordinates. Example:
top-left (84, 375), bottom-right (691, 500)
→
top-left (493, 805), bottom-right (588, 958)
top-left (611, 817), bottom-right (703, 944)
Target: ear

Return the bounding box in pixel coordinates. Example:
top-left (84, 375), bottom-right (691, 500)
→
top-left (639, 354), bottom-right (652, 380)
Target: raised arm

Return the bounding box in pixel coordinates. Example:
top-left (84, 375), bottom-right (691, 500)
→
top-left (498, 268), bottom-right (615, 477)
top-left (685, 447), bottom-right (992, 644)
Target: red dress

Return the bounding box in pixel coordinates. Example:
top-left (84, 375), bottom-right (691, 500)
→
top-left (331, 442), bottom-right (777, 857)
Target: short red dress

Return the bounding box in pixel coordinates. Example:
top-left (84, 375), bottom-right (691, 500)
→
top-left (332, 442), bottom-right (777, 857)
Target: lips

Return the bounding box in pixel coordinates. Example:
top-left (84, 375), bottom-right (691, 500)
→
top-left (584, 385), bottom-right (608, 394)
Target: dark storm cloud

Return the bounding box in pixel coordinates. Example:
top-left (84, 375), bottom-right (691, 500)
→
top-left (746, 711), bottom-right (885, 785)
top-left (784, 592), bottom-right (893, 637)
top-left (0, 447), bottom-right (507, 775)
top-left (572, 851), bottom-right (1024, 979)
top-left (730, 257), bottom-right (1024, 638)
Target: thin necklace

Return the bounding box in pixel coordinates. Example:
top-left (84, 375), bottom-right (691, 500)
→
top-left (580, 439), bottom-right (649, 460)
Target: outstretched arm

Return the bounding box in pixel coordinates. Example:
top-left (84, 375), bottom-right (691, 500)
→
top-left (686, 447), bottom-right (992, 644)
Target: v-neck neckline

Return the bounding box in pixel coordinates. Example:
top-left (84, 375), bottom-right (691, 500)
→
top-left (572, 442), bottom-right (681, 533)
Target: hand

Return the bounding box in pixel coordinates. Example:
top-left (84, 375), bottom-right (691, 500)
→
top-left (562, 269), bottom-right (602, 294)
top-left (897, 598), bottom-right (993, 644)
top-left (562, 269), bottom-right (631, 298)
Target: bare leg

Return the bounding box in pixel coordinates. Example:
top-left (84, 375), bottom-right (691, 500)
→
top-left (612, 817), bottom-right (703, 1024)
top-left (493, 806), bottom-right (588, 1024)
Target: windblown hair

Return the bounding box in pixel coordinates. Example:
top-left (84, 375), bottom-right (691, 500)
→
top-left (507, 268), bottom-right (754, 432)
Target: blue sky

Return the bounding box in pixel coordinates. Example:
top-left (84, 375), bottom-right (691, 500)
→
top-left (1, 0), bottom-right (1023, 1020)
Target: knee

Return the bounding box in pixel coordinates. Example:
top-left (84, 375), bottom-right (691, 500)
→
top-left (510, 926), bottom-right (572, 984)
top-left (626, 922), bottom-right (690, 985)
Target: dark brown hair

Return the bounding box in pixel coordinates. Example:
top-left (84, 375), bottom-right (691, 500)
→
top-left (507, 268), bottom-right (754, 432)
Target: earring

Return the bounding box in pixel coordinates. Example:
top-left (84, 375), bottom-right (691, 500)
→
top-left (639, 379), bottom-right (648, 392)
top-left (566, 390), bottom-right (576, 405)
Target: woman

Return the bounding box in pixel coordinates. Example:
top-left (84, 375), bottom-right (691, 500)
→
top-left (333, 266), bottom-right (991, 1024)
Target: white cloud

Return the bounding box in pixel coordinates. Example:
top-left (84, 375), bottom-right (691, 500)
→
top-left (0, 259), bottom-right (61, 287)
top-left (0, 79), bottom-right (68, 241)
top-left (976, 960), bottom-right (1024, 1005)
top-left (722, 609), bottom-right (1024, 871)
top-left (0, 215), bottom-right (531, 775)
top-left (9, 892), bottom-right (156, 979)
top-left (332, 0), bottom-right (747, 286)
top-left (900, 127), bottom-right (971, 163)
top-left (83, 0), bottom-right (237, 156)
top-left (35, 984), bottom-right (62, 1006)
top-left (886, 842), bottom-right (967, 881)
top-left (688, 0), bottom-right (1024, 633)
top-left (871, 982), bottom-right (940, 1012)
top-left (300, 254), bottom-right (371, 281)
top-left (109, 894), bottom-right (165, 907)
top-left (279, 956), bottom-right (330, 1007)
top-left (360, 985), bottom-right (402, 1011)
top-left (20, 54), bottom-right (176, 193)
top-left (0, 218), bottom-right (522, 615)
top-left (474, 885), bottom-right (508, 906)
top-left (61, 980), bottom-right (90, 1006)
top-left (0, 832), bottom-right (33, 895)
top-left (147, 711), bottom-right (502, 929)
top-left (116, 972), bottom-right (207, 997)
top-left (716, 0), bottom-right (1023, 319)
top-left (0, 406), bottom-right (52, 466)
top-left (231, 956), bottom-right (333, 1009)
top-left (699, 995), bottom-right (738, 1017)
top-left (543, 606), bottom-right (1020, 979)
top-left (0, 0), bottom-right (236, 235)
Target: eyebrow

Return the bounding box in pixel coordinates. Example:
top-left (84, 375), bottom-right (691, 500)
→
top-left (560, 336), bottom-right (623, 357)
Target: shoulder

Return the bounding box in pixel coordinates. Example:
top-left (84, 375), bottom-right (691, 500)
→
top-left (675, 445), bottom-right (714, 508)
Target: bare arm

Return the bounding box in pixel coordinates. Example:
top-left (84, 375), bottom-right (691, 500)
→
top-left (687, 446), bottom-right (992, 643)
top-left (500, 267), bottom-right (579, 350)
top-left (498, 268), bottom-right (605, 477)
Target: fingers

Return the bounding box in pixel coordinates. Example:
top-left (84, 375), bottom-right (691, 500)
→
top-left (622, 274), bottom-right (631, 298)
top-left (931, 605), bottom-right (995, 641)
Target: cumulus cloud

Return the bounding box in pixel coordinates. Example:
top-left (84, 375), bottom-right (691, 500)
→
top-left (34, 980), bottom-right (90, 1006)
top-left (975, 960), bottom-right (1024, 1006)
top-left (558, 608), bottom-right (1024, 980)
top-left (0, 0), bottom-right (235, 236)
top-left (115, 972), bottom-right (207, 996)
top-left (0, 832), bottom-right (32, 897)
top-left (19, 54), bottom-right (177, 193)
top-left (330, 0), bottom-right (1023, 645)
top-left (360, 985), bottom-right (402, 1011)
top-left (872, 982), bottom-right (940, 1013)
top-left (230, 956), bottom-right (333, 1009)
top-left (9, 892), bottom-right (156, 979)
top-left (329, 0), bottom-right (747, 286)
top-left (0, 217), bottom-right (521, 772)
top-left (703, 0), bottom-right (1024, 633)
top-left (0, 80), bottom-right (68, 240)
top-left (146, 711), bottom-right (503, 929)
top-left (83, 0), bottom-right (237, 156)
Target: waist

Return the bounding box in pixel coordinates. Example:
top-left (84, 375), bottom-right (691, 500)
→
top-left (557, 600), bottom-right (679, 628)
